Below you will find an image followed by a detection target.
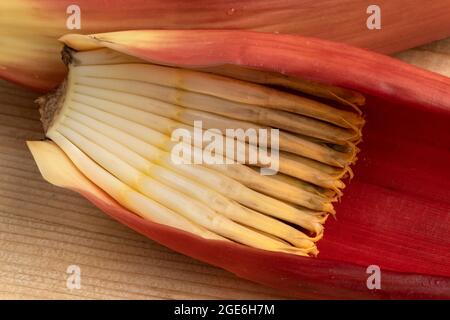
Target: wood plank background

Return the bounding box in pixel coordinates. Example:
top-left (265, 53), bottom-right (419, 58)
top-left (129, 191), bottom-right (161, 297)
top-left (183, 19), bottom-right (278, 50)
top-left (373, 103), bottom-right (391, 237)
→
top-left (0, 39), bottom-right (448, 299)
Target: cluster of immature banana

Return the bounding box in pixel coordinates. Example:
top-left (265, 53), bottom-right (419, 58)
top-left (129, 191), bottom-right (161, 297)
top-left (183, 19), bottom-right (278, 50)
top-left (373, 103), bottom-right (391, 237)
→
top-left (38, 47), bottom-right (364, 257)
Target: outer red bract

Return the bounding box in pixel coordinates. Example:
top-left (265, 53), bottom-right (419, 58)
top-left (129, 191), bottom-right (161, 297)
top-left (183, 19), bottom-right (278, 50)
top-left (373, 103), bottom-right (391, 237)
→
top-left (2, 0), bottom-right (450, 91)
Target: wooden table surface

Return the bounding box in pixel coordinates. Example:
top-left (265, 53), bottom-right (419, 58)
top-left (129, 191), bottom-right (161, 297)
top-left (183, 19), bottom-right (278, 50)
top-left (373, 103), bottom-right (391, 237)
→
top-left (0, 38), bottom-right (448, 300)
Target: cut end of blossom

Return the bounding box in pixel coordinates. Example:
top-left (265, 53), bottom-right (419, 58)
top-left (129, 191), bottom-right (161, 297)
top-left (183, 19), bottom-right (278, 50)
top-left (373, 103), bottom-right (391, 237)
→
top-left (30, 32), bottom-right (365, 257)
top-left (36, 79), bottom-right (68, 132)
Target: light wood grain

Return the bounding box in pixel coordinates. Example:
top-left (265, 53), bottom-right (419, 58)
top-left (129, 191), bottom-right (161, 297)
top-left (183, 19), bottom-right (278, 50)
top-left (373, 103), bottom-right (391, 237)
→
top-left (0, 39), bottom-right (448, 300)
top-left (395, 38), bottom-right (450, 77)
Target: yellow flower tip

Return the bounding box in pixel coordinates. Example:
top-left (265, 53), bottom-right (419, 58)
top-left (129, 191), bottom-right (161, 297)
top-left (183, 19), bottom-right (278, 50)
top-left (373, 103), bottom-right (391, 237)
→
top-left (59, 34), bottom-right (103, 51)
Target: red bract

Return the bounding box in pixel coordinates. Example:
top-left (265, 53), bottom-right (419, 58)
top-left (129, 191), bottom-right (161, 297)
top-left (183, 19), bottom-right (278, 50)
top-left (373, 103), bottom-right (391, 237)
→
top-left (2, 0), bottom-right (450, 91)
top-left (30, 30), bottom-right (450, 299)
